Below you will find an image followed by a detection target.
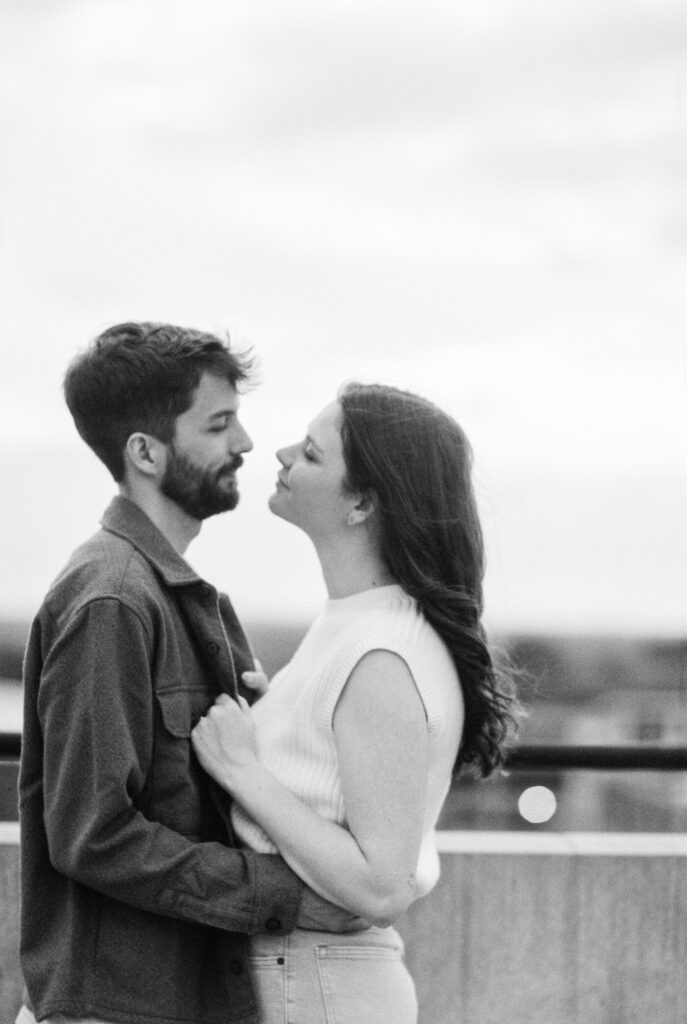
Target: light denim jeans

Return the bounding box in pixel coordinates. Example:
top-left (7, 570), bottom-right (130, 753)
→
top-left (16, 1006), bottom-right (115, 1024)
top-left (16, 926), bottom-right (417, 1024)
top-left (248, 925), bottom-right (418, 1024)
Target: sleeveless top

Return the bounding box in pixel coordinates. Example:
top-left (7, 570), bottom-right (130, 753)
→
top-left (231, 584), bottom-right (464, 894)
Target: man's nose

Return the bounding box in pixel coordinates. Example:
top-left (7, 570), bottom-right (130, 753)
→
top-left (233, 421), bottom-right (254, 454)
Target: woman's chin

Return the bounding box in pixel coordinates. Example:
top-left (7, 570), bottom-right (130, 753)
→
top-left (267, 491), bottom-right (288, 518)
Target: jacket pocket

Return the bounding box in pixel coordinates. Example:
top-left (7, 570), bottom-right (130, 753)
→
top-left (151, 686), bottom-right (217, 835)
top-left (156, 686), bottom-right (209, 737)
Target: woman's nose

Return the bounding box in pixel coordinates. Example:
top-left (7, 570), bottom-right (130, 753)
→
top-left (276, 444), bottom-right (295, 467)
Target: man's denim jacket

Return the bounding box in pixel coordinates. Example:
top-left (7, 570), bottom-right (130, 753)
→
top-left (18, 496), bottom-right (302, 1024)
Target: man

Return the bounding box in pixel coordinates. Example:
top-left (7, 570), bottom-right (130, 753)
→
top-left (17, 323), bottom-right (350, 1024)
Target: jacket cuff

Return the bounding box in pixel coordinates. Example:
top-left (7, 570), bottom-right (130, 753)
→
top-left (249, 854), bottom-right (303, 935)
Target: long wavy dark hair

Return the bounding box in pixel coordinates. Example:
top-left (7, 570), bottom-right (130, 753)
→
top-left (339, 382), bottom-right (521, 777)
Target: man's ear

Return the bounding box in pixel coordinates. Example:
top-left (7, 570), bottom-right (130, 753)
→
top-left (124, 432), bottom-right (166, 478)
top-left (346, 490), bottom-right (377, 527)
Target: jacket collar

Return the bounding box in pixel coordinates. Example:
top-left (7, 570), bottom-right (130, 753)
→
top-left (101, 496), bottom-right (202, 588)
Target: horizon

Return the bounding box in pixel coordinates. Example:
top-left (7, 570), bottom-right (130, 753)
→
top-left (1, 445), bottom-right (684, 638)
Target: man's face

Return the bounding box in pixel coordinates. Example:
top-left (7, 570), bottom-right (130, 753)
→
top-left (160, 373), bottom-right (253, 521)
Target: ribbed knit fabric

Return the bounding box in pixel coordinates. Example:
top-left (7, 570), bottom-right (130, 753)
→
top-left (232, 584), bottom-right (464, 894)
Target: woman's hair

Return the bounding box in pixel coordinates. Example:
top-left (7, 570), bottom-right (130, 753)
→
top-left (338, 381), bottom-right (521, 777)
top-left (64, 321), bottom-right (254, 481)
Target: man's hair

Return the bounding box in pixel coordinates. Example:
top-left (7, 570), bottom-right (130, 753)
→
top-left (64, 321), bottom-right (255, 481)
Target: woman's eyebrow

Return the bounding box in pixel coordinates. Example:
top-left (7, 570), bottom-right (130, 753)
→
top-left (305, 432), bottom-right (324, 453)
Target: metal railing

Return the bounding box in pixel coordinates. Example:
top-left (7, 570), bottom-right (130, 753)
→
top-left (504, 743), bottom-right (687, 771)
top-left (0, 735), bottom-right (20, 759)
top-left (3, 732), bottom-right (687, 770)
top-left (0, 734), bottom-right (20, 759)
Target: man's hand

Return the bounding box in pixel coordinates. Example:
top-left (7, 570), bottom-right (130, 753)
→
top-left (297, 886), bottom-right (370, 933)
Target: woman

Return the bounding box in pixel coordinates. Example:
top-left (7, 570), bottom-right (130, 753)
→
top-left (192, 382), bottom-right (520, 1024)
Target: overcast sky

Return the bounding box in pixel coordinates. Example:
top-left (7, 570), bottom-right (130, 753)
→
top-left (1, 0), bottom-right (685, 635)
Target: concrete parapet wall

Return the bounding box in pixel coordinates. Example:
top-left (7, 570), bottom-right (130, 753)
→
top-left (2, 826), bottom-right (686, 1024)
top-left (400, 831), bottom-right (687, 1024)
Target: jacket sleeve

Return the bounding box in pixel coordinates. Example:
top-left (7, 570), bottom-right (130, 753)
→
top-left (37, 597), bottom-right (302, 935)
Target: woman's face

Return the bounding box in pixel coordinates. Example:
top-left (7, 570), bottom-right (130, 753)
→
top-left (268, 400), bottom-right (357, 541)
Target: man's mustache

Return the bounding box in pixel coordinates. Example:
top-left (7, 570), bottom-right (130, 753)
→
top-left (220, 455), bottom-right (243, 475)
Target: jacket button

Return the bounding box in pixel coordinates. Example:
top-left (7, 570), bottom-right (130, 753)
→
top-left (207, 641), bottom-right (220, 654)
top-left (228, 960), bottom-right (243, 976)
top-left (265, 917), bottom-right (281, 932)
top-left (198, 583), bottom-right (213, 601)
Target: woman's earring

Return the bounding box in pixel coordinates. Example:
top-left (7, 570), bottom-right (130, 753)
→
top-left (347, 512), bottom-right (356, 526)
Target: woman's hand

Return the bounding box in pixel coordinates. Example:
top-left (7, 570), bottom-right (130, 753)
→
top-left (241, 658), bottom-right (270, 698)
top-left (191, 693), bottom-right (258, 793)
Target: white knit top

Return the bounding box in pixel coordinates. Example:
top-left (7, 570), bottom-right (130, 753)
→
top-left (231, 584), bottom-right (464, 895)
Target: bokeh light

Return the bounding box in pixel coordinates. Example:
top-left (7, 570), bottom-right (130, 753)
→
top-left (518, 786), bottom-right (557, 824)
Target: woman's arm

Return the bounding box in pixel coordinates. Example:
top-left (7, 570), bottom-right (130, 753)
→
top-left (191, 649), bottom-right (429, 925)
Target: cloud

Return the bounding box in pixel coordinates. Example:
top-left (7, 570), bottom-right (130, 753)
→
top-left (0, 0), bottom-right (685, 630)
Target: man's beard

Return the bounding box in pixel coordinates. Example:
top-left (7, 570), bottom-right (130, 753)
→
top-left (160, 444), bottom-right (243, 521)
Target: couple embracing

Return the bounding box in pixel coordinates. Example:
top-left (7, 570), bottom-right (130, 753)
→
top-left (17, 321), bottom-right (519, 1024)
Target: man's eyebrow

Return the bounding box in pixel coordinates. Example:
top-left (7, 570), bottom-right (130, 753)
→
top-left (208, 408), bottom-right (235, 421)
